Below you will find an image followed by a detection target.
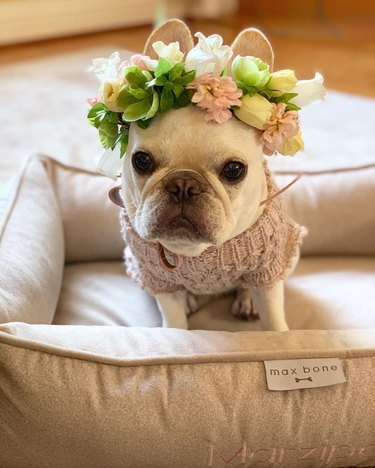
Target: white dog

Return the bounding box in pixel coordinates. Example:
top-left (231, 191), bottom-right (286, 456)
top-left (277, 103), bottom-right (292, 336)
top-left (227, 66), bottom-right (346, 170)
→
top-left (118, 20), bottom-right (304, 331)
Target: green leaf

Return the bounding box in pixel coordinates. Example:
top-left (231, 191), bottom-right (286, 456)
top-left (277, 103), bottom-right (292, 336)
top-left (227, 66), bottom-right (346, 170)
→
top-left (282, 92), bottom-right (299, 101)
top-left (98, 121), bottom-right (118, 149)
top-left (271, 92), bottom-right (300, 107)
top-left (87, 103), bottom-right (107, 128)
top-left (117, 86), bottom-right (139, 110)
top-left (160, 87), bottom-right (174, 113)
top-left (119, 128), bottom-right (129, 157)
top-left (175, 70), bottom-right (196, 86)
top-left (285, 103), bottom-right (301, 111)
top-left (173, 90), bottom-right (191, 109)
top-left (137, 119), bottom-right (152, 129)
top-left (236, 82), bottom-right (249, 95)
top-left (144, 91), bottom-right (159, 119)
top-left (246, 85), bottom-right (259, 96)
top-left (169, 62), bottom-right (184, 81)
top-left (122, 99), bottom-right (151, 121)
top-left (126, 83), bottom-right (149, 100)
top-left (142, 70), bottom-right (153, 81)
top-left (172, 83), bottom-right (184, 98)
top-left (108, 111), bottom-right (120, 123)
top-left (146, 76), bottom-right (167, 88)
top-left (163, 81), bottom-right (173, 91)
top-left (260, 88), bottom-right (274, 100)
top-left (123, 66), bottom-right (146, 86)
top-left (155, 57), bottom-right (173, 78)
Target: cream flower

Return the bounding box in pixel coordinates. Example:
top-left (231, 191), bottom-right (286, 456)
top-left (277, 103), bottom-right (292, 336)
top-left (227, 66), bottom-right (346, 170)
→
top-left (234, 93), bottom-right (274, 130)
top-left (267, 69), bottom-right (298, 97)
top-left (152, 41), bottom-right (184, 66)
top-left (185, 32), bottom-right (233, 77)
top-left (289, 73), bottom-right (326, 107)
top-left (99, 79), bottom-right (123, 112)
top-left (90, 52), bottom-right (121, 83)
top-left (278, 130), bottom-right (304, 156)
top-left (95, 146), bottom-right (122, 180)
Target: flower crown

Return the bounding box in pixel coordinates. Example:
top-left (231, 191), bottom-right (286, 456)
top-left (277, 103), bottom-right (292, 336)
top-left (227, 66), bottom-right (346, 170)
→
top-left (87, 32), bottom-right (326, 178)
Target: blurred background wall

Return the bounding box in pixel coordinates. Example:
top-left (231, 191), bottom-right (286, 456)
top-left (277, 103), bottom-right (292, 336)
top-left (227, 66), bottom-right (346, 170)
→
top-left (0, 0), bottom-right (238, 45)
top-left (1, 0), bottom-right (374, 96)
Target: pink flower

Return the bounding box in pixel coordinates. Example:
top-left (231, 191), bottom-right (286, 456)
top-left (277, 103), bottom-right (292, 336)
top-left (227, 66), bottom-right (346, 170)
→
top-left (187, 73), bottom-right (242, 124)
top-left (119, 54), bottom-right (150, 76)
top-left (87, 95), bottom-right (100, 106)
top-left (129, 54), bottom-right (150, 70)
top-left (261, 103), bottom-right (300, 154)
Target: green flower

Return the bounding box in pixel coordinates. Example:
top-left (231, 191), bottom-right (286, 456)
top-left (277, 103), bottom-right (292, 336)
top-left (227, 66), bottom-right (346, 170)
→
top-left (232, 56), bottom-right (271, 92)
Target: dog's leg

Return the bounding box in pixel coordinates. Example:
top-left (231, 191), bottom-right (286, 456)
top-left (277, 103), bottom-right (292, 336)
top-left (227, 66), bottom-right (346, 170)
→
top-left (155, 291), bottom-right (188, 329)
top-left (186, 291), bottom-right (199, 316)
top-left (250, 281), bottom-right (289, 331)
top-left (231, 287), bottom-right (259, 321)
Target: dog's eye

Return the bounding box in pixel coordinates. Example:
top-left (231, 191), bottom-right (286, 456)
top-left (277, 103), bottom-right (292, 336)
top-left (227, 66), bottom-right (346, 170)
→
top-left (132, 151), bottom-right (154, 174)
top-left (221, 161), bottom-right (246, 182)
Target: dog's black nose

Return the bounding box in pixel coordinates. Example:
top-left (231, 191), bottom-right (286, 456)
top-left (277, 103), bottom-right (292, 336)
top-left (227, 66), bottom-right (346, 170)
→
top-left (165, 177), bottom-right (202, 203)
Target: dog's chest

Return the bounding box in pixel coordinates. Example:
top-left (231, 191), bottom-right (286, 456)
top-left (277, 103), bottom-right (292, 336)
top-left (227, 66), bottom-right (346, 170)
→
top-left (120, 199), bottom-right (304, 296)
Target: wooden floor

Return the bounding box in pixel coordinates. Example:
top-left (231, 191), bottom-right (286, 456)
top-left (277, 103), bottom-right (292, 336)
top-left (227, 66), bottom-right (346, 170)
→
top-left (1, 13), bottom-right (375, 97)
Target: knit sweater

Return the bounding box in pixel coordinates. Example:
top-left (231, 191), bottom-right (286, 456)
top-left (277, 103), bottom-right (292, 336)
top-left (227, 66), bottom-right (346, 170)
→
top-left (120, 166), bottom-right (305, 295)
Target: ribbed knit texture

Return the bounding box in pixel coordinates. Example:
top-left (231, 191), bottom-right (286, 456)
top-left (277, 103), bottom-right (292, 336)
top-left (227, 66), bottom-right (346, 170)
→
top-left (121, 163), bottom-right (306, 295)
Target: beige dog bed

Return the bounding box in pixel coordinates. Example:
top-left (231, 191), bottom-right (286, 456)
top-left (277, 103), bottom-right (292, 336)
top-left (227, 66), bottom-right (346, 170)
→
top-left (1, 155), bottom-right (375, 468)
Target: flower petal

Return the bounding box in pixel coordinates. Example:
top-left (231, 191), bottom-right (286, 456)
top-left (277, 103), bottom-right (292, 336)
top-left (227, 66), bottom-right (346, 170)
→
top-left (289, 72), bottom-right (326, 107)
top-left (95, 146), bottom-right (123, 180)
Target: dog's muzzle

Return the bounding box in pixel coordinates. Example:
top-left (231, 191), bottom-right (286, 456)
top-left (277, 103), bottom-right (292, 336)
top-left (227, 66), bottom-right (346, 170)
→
top-left (163, 170), bottom-right (208, 204)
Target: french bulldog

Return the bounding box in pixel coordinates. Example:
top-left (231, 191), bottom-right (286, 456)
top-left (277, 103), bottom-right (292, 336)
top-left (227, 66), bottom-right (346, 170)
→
top-left (120, 20), bottom-right (301, 331)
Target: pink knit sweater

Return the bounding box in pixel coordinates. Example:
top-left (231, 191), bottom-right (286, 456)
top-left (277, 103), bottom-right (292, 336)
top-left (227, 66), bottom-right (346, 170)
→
top-left (120, 166), bottom-right (305, 295)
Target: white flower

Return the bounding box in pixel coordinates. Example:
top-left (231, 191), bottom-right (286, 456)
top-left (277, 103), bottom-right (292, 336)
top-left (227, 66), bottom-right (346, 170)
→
top-left (141, 57), bottom-right (159, 72)
top-left (95, 146), bottom-right (122, 180)
top-left (185, 32), bottom-right (233, 77)
top-left (153, 40), bottom-right (184, 66)
top-left (289, 73), bottom-right (326, 108)
top-left (90, 52), bottom-right (121, 83)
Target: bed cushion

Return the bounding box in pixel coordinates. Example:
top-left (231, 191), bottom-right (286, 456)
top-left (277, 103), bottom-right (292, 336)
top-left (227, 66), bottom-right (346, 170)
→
top-left (0, 158), bottom-right (64, 324)
top-left (276, 166), bottom-right (375, 255)
top-left (53, 257), bottom-right (375, 331)
top-left (51, 157), bottom-right (375, 262)
top-left (1, 323), bottom-right (375, 467)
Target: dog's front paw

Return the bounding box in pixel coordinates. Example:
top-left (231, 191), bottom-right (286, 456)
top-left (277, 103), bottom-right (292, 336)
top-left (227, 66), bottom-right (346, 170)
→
top-left (186, 291), bottom-right (199, 316)
top-left (231, 288), bottom-right (259, 321)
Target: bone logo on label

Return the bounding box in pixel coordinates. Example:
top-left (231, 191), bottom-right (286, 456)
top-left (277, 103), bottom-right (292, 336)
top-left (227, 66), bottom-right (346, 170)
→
top-left (264, 358), bottom-right (346, 391)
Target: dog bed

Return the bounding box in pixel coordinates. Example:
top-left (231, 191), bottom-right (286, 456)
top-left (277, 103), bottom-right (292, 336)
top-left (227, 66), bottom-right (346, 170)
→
top-left (1, 154), bottom-right (375, 468)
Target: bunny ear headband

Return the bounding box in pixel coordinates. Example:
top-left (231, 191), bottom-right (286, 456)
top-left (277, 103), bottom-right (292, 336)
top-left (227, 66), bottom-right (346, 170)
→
top-left (87, 19), bottom-right (326, 179)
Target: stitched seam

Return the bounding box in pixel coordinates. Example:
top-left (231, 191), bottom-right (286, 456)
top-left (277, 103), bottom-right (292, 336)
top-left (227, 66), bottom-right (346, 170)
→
top-left (1, 338), bottom-right (374, 369)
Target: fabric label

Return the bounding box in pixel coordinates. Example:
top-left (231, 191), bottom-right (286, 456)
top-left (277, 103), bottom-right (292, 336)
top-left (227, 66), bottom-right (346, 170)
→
top-left (264, 358), bottom-right (346, 391)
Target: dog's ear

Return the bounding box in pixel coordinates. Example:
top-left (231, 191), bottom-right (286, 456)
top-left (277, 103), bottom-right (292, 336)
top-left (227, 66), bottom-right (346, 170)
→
top-left (144, 19), bottom-right (194, 58)
top-left (231, 28), bottom-right (274, 71)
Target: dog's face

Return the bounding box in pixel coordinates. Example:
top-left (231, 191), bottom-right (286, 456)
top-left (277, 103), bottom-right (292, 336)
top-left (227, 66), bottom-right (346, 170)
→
top-left (121, 20), bottom-right (274, 256)
top-left (122, 105), bottom-right (267, 256)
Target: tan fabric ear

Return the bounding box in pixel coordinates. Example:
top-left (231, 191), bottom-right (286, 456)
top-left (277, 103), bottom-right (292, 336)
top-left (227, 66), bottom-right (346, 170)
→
top-left (144, 19), bottom-right (194, 59)
top-left (231, 28), bottom-right (274, 72)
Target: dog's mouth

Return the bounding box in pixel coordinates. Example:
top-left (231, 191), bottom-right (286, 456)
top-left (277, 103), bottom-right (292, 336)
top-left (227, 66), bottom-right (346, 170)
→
top-left (149, 209), bottom-right (217, 244)
top-left (164, 213), bottom-right (206, 240)
top-left (168, 214), bottom-right (197, 230)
